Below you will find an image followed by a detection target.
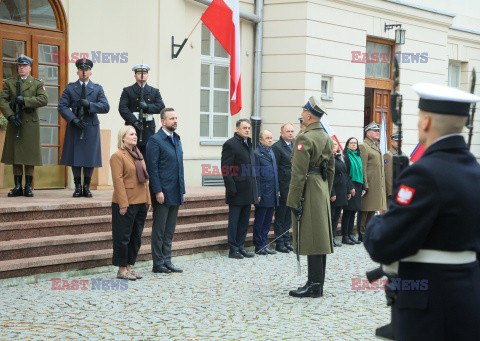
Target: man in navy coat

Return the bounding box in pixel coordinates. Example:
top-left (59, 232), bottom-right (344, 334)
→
top-left (271, 123), bottom-right (295, 253)
top-left (58, 58), bottom-right (110, 198)
top-left (253, 130), bottom-right (279, 255)
top-left (364, 83), bottom-right (480, 340)
top-left (146, 107), bottom-right (185, 274)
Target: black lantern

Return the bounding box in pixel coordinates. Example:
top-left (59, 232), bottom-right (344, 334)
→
top-left (385, 23), bottom-right (406, 45)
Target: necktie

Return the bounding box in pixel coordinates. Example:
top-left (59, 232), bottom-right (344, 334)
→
top-left (289, 143), bottom-right (292, 151)
top-left (170, 135), bottom-right (175, 146)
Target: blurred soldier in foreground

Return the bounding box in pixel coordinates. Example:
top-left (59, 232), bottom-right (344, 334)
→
top-left (383, 133), bottom-right (408, 207)
top-left (364, 83), bottom-right (480, 340)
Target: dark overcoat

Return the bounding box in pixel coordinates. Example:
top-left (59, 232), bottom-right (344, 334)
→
top-left (221, 133), bottom-right (258, 206)
top-left (0, 76), bottom-right (48, 165)
top-left (271, 137), bottom-right (293, 204)
top-left (330, 154), bottom-right (352, 207)
top-left (58, 80), bottom-right (110, 167)
top-left (118, 83), bottom-right (165, 147)
top-left (364, 136), bottom-right (480, 340)
top-left (254, 144), bottom-right (279, 208)
top-left (359, 137), bottom-right (387, 211)
top-left (146, 128), bottom-right (185, 206)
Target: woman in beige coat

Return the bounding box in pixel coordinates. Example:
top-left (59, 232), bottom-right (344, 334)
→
top-left (110, 126), bottom-right (152, 280)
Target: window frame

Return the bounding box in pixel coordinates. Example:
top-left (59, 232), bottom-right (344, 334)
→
top-left (200, 25), bottom-right (231, 144)
top-left (448, 61), bottom-right (461, 88)
top-left (321, 76), bottom-right (334, 101)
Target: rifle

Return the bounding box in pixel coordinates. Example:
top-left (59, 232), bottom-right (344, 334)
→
top-left (13, 77), bottom-right (23, 138)
top-left (138, 69), bottom-right (145, 143)
top-left (467, 68), bottom-right (476, 149)
top-left (366, 57), bottom-right (409, 340)
top-left (77, 58), bottom-right (87, 140)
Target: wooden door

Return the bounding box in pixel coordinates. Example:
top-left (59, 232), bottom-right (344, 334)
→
top-left (372, 89), bottom-right (392, 149)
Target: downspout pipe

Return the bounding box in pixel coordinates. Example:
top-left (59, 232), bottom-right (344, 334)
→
top-left (251, 0), bottom-right (263, 150)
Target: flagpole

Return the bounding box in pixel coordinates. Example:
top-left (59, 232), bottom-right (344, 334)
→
top-left (172, 17), bottom-right (202, 59)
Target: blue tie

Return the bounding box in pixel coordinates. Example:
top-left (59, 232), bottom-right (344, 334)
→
top-left (289, 143), bottom-right (292, 151)
top-left (170, 135), bottom-right (175, 146)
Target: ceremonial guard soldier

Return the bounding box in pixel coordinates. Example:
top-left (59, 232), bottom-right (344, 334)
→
top-left (119, 64), bottom-right (165, 159)
top-left (383, 133), bottom-right (408, 207)
top-left (287, 96), bottom-right (334, 298)
top-left (58, 58), bottom-right (110, 197)
top-left (0, 55), bottom-right (48, 197)
top-left (364, 83), bottom-right (480, 340)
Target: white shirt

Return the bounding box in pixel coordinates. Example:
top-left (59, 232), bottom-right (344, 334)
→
top-left (162, 128), bottom-right (172, 137)
top-left (283, 139), bottom-right (293, 149)
top-left (430, 133), bottom-right (463, 147)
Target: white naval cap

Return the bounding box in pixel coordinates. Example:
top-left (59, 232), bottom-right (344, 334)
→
top-left (132, 64), bottom-right (150, 73)
top-left (412, 83), bottom-right (480, 116)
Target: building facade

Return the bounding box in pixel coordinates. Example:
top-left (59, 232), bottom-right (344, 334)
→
top-left (0, 0), bottom-right (479, 191)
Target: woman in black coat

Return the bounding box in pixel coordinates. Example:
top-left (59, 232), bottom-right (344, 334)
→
top-left (330, 139), bottom-right (352, 247)
top-left (341, 137), bottom-right (366, 245)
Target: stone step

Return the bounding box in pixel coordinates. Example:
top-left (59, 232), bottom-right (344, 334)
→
top-left (0, 219), bottom-right (255, 261)
top-left (0, 195), bottom-right (227, 223)
top-left (0, 230), bottom-right (271, 279)
top-left (0, 206), bottom-right (245, 241)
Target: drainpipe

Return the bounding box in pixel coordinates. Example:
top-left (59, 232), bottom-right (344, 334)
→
top-left (251, 0), bottom-right (263, 150)
top-left (193, 0), bottom-right (263, 148)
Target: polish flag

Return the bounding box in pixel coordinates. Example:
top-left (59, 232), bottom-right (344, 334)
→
top-left (201, 0), bottom-right (242, 115)
top-left (320, 116), bottom-right (343, 151)
top-left (379, 112), bottom-right (388, 155)
top-left (410, 143), bottom-right (426, 162)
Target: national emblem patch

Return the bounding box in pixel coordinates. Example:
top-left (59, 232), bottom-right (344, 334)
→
top-left (297, 144), bottom-right (303, 151)
top-left (396, 185), bottom-right (415, 205)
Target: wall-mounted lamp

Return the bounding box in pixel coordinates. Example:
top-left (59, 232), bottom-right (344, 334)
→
top-left (385, 23), bottom-right (406, 45)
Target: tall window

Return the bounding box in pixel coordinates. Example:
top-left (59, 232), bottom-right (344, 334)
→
top-left (448, 61), bottom-right (461, 88)
top-left (200, 24), bottom-right (230, 141)
top-left (365, 42), bottom-right (391, 79)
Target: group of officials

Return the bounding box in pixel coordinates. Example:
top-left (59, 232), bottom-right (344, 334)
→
top-left (2, 55), bottom-right (480, 340)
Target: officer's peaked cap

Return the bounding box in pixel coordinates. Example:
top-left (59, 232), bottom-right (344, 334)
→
top-left (302, 96), bottom-right (327, 117)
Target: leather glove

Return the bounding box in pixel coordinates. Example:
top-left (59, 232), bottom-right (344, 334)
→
top-left (80, 98), bottom-right (90, 108)
top-left (8, 115), bottom-right (22, 128)
top-left (15, 95), bottom-right (25, 105)
top-left (290, 206), bottom-right (303, 219)
top-left (139, 101), bottom-right (148, 111)
top-left (132, 120), bottom-right (143, 131)
top-left (72, 118), bottom-right (86, 129)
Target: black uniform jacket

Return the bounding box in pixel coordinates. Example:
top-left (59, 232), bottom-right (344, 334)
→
top-left (118, 83), bottom-right (165, 146)
top-left (271, 137), bottom-right (293, 203)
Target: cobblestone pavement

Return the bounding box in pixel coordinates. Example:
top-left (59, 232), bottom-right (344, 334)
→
top-left (0, 244), bottom-right (389, 340)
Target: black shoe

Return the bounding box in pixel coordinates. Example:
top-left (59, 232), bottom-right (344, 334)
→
top-left (165, 263), bottom-right (183, 273)
top-left (289, 282), bottom-right (322, 298)
top-left (349, 234), bottom-right (361, 244)
top-left (265, 247), bottom-right (277, 254)
top-left (229, 250), bottom-right (244, 259)
top-left (285, 242), bottom-right (294, 251)
top-left (8, 175), bottom-right (23, 197)
top-left (333, 238), bottom-right (342, 247)
top-left (358, 232), bottom-right (364, 242)
top-left (239, 249), bottom-right (255, 258)
top-left (256, 249), bottom-right (269, 255)
top-left (275, 244), bottom-right (290, 253)
top-left (73, 177), bottom-right (82, 197)
top-left (24, 175), bottom-right (34, 197)
top-left (83, 176), bottom-right (93, 197)
top-left (342, 236), bottom-right (355, 245)
top-left (152, 265), bottom-right (172, 273)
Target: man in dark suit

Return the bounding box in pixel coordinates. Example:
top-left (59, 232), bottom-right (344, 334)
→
top-left (146, 108), bottom-right (185, 274)
top-left (221, 119), bottom-right (258, 259)
top-left (58, 58), bottom-right (110, 198)
top-left (119, 64), bottom-right (165, 159)
top-left (364, 83), bottom-right (480, 340)
top-left (271, 123), bottom-right (295, 253)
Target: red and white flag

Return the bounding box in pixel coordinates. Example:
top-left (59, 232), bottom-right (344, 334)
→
top-left (320, 116), bottom-right (343, 151)
top-left (201, 0), bottom-right (242, 115)
top-left (410, 143), bottom-right (425, 162)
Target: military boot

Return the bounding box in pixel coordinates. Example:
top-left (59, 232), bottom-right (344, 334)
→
top-left (83, 176), bottom-right (93, 197)
top-left (24, 175), bottom-right (34, 197)
top-left (73, 177), bottom-right (82, 197)
top-left (289, 281), bottom-right (322, 298)
top-left (8, 175), bottom-right (23, 197)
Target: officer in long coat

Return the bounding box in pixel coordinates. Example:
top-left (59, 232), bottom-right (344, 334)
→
top-left (58, 58), bottom-right (110, 197)
top-left (383, 133), bottom-right (408, 207)
top-left (358, 122), bottom-right (387, 239)
top-left (364, 83), bottom-right (480, 340)
top-left (287, 96), bottom-right (334, 298)
top-left (118, 64), bottom-right (165, 159)
top-left (0, 55), bottom-right (48, 197)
